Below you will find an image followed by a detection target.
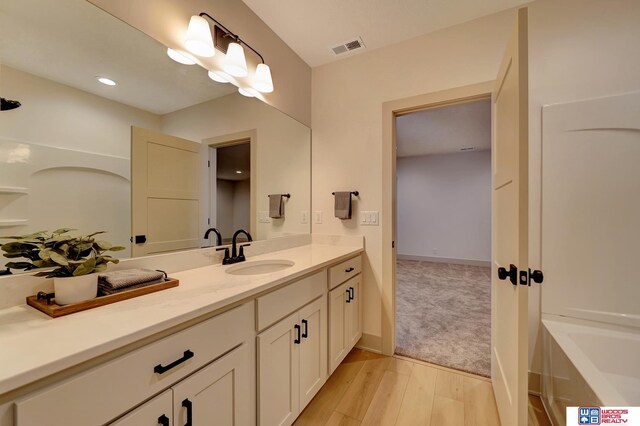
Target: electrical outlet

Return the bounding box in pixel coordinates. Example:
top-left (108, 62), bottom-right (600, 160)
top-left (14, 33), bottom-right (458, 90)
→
top-left (301, 211), bottom-right (309, 224)
top-left (259, 211), bottom-right (271, 223)
top-left (433, 248), bottom-right (438, 255)
top-left (313, 211), bottom-right (323, 224)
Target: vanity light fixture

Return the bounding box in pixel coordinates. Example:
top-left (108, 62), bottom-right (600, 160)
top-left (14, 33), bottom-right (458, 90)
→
top-left (208, 70), bottom-right (230, 83)
top-left (96, 77), bottom-right (116, 86)
top-left (238, 87), bottom-right (258, 98)
top-left (184, 15), bottom-right (215, 57)
top-left (167, 48), bottom-right (196, 65)
top-left (183, 13), bottom-right (274, 93)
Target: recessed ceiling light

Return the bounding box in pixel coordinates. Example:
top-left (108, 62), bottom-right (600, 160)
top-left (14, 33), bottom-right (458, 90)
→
top-left (97, 77), bottom-right (116, 86)
top-left (167, 48), bottom-right (196, 65)
top-left (236, 170), bottom-right (242, 174)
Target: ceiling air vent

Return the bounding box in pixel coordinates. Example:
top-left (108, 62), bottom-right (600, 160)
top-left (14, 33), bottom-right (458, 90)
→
top-left (330, 37), bottom-right (366, 56)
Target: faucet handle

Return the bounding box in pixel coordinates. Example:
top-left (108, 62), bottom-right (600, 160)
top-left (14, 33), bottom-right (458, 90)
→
top-left (216, 247), bottom-right (232, 264)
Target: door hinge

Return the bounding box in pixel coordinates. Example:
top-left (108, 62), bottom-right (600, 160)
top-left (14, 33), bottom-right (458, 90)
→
top-left (392, 241), bottom-right (395, 249)
top-left (207, 160), bottom-right (210, 167)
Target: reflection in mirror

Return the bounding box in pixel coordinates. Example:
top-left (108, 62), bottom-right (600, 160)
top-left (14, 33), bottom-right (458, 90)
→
top-left (0, 0), bottom-right (311, 271)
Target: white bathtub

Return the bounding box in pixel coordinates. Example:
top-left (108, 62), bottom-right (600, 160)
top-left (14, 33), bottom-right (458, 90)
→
top-left (541, 315), bottom-right (640, 425)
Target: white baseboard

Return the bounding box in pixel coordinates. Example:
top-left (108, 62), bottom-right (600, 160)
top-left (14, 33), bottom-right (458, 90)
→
top-left (529, 371), bottom-right (542, 395)
top-left (355, 333), bottom-right (382, 353)
top-left (397, 254), bottom-right (491, 267)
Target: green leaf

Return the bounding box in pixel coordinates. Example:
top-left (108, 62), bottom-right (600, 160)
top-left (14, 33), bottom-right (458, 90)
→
top-left (49, 251), bottom-right (69, 266)
top-left (94, 263), bottom-right (108, 273)
top-left (39, 248), bottom-right (52, 260)
top-left (5, 261), bottom-right (37, 270)
top-left (73, 257), bottom-right (96, 276)
top-left (52, 228), bottom-right (75, 236)
top-left (109, 246), bottom-right (126, 252)
top-left (94, 240), bottom-right (112, 250)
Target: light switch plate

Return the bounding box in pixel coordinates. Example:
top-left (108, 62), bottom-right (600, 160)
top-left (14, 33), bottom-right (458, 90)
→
top-left (301, 210), bottom-right (309, 224)
top-left (313, 211), bottom-right (323, 224)
top-left (360, 211), bottom-right (379, 226)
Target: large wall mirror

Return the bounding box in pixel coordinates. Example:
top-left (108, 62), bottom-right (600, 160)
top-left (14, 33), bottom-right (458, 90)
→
top-left (0, 0), bottom-right (311, 269)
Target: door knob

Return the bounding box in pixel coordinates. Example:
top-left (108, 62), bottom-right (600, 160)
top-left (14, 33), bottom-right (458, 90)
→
top-left (498, 264), bottom-right (518, 285)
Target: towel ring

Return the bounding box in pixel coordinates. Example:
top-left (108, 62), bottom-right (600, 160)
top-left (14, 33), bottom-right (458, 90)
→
top-left (332, 191), bottom-right (359, 197)
top-left (268, 193), bottom-right (291, 198)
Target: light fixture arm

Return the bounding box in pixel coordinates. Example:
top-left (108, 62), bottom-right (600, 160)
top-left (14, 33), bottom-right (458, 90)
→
top-left (198, 12), bottom-right (265, 64)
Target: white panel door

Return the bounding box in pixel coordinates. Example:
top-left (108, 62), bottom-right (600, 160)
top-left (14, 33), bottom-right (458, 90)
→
top-left (298, 295), bottom-right (327, 410)
top-left (258, 313), bottom-right (300, 426)
top-left (328, 282), bottom-right (348, 374)
top-left (131, 127), bottom-right (202, 257)
top-left (491, 7), bottom-right (529, 426)
top-left (172, 344), bottom-right (253, 426)
top-left (541, 91), bottom-right (640, 328)
top-left (109, 390), bottom-right (173, 426)
top-left (346, 276), bottom-right (362, 349)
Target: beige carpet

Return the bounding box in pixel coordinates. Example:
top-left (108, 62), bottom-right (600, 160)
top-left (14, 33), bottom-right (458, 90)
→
top-left (395, 260), bottom-right (491, 377)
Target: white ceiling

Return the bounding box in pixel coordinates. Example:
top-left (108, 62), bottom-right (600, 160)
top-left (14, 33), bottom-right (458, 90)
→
top-left (0, 0), bottom-right (235, 115)
top-left (216, 143), bottom-right (251, 181)
top-left (241, 0), bottom-right (530, 67)
top-left (396, 99), bottom-right (491, 157)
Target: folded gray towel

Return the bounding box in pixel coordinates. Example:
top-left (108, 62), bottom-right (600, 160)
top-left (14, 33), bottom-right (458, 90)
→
top-left (269, 194), bottom-right (285, 218)
top-left (334, 191), bottom-right (352, 219)
top-left (98, 278), bottom-right (165, 295)
top-left (98, 268), bottom-right (165, 290)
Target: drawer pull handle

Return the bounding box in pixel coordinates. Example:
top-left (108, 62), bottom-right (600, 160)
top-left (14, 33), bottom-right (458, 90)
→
top-left (154, 350), bottom-right (194, 374)
top-left (158, 414), bottom-right (170, 426)
top-left (294, 324), bottom-right (301, 344)
top-left (301, 319), bottom-right (308, 338)
top-left (345, 267), bottom-right (355, 273)
top-left (182, 399), bottom-right (193, 426)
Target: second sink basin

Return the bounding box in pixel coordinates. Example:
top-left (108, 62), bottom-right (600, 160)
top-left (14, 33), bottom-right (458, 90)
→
top-left (226, 259), bottom-right (295, 275)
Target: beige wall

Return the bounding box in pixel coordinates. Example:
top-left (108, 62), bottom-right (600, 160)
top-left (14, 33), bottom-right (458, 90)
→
top-left (311, 9), bottom-right (516, 347)
top-left (312, 0), bottom-right (640, 375)
top-left (88, 0), bottom-right (311, 127)
top-left (161, 93), bottom-right (311, 241)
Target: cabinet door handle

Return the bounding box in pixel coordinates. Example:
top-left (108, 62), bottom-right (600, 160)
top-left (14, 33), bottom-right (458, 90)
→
top-left (158, 414), bottom-right (170, 426)
top-left (345, 267), bottom-right (355, 273)
top-left (348, 287), bottom-right (355, 302)
top-left (346, 288), bottom-right (352, 303)
top-left (182, 399), bottom-right (193, 426)
top-left (294, 324), bottom-right (301, 344)
top-left (301, 319), bottom-right (308, 338)
top-left (154, 350), bottom-right (194, 374)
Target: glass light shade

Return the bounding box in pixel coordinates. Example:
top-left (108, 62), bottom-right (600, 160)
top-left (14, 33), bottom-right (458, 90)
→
top-left (223, 42), bottom-right (248, 77)
top-left (238, 87), bottom-right (257, 97)
top-left (167, 48), bottom-right (196, 65)
top-left (184, 15), bottom-right (215, 57)
top-left (97, 77), bottom-right (116, 86)
top-left (207, 70), bottom-right (230, 83)
top-left (252, 63), bottom-right (274, 93)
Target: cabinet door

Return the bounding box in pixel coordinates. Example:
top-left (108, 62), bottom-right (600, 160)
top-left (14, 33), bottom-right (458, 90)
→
top-left (328, 282), bottom-right (348, 374)
top-left (172, 343), bottom-right (253, 426)
top-left (110, 390), bottom-right (173, 426)
top-left (258, 312), bottom-right (300, 426)
top-left (346, 276), bottom-right (362, 349)
top-left (298, 295), bottom-right (327, 410)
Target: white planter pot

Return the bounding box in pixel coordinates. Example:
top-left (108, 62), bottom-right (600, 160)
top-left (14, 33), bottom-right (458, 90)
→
top-left (54, 274), bottom-right (98, 305)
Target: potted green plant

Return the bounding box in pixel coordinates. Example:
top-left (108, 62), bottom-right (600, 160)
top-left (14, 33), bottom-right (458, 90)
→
top-left (1, 229), bottom-right (125, 305)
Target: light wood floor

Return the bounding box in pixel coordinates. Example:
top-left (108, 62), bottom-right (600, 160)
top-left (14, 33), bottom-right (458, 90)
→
top-left (294, 348), bottom-right (552, 426)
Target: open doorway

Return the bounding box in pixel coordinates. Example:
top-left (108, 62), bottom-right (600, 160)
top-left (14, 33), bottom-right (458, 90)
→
top-left (394, 97), bottom-right (492, 377)
top-left (209, 142), bottom-right (251, 244)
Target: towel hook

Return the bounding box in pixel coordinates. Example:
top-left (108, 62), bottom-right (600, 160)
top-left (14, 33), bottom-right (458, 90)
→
top-left (332, 191), bottom-right (359, 197)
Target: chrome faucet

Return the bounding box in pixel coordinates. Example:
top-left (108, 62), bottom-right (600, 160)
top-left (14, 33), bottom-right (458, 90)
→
top-left (203, 228), bottom-right (222, 246)
top-left (219, 229), bottom-right (253, 265)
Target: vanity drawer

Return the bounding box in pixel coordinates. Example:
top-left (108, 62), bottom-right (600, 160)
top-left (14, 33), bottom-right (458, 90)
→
top-left (328, 255), bottom-right (362, 289)
top-left (257, 270), bottom-right (326, 331)
top-left (15, 302), bottom-right (254, 426)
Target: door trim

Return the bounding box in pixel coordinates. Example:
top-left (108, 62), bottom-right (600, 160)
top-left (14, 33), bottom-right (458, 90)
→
top-left (380, 81), bottom-right (494, 356)
top-left (203, 129), bottom-right (258, 239)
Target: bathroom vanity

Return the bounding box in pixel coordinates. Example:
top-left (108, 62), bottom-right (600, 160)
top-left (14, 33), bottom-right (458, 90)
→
top-left (0, 239), bottom-right (363, 426)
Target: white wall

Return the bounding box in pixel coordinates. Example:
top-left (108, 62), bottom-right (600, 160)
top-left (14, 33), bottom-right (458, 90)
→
top-left (311, 0), bottom-right (640, 375)
top-left (397, 151), bottom-right (491, 262)
top-left (161, 93), bottom-right (311, 241)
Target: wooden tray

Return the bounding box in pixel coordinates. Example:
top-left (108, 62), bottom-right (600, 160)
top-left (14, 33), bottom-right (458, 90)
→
top-left (27, 278), bottom-right (179, 318)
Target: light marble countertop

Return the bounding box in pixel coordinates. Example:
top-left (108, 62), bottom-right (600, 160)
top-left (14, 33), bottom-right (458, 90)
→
top-left (0, 243), bottom-right (362, 396)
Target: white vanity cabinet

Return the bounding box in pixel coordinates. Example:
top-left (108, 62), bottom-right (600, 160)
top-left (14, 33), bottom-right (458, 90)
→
top-left (257, 271), bottom-right (328, 426)
top-left (14, 302), bottom-right (255, 426)
top-left (328, 257), bottom-right (363, 374)
top-left (110, 390), bottom-right (173, 426)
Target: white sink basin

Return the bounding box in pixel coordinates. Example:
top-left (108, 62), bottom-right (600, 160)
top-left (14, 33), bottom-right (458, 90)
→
top-left (226, 259), bottom-right (295, 275)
